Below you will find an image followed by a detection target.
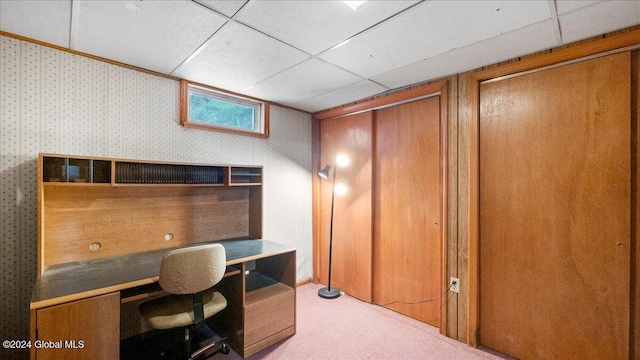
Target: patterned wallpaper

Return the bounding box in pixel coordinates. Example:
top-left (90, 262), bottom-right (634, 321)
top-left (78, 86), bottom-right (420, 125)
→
top-left (0, 34), bottom-right (312, 355)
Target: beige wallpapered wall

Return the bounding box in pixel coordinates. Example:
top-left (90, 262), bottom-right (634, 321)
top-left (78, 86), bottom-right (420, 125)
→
top-left (0, 34), bottom-right (313, 357)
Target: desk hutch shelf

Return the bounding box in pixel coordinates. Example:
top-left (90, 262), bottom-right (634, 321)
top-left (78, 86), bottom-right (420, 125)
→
top-left (31, 154), bottom-right (295, 360)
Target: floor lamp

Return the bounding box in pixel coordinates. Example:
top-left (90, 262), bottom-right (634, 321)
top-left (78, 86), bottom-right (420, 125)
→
top-left (318, 154), bottom-right (349, 299)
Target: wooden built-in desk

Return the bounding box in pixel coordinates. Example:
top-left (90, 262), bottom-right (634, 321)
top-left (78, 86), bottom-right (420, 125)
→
top-left (32, 154), bottom-right (295, 360)
top-left (30, 239), bottom-right (296, 359)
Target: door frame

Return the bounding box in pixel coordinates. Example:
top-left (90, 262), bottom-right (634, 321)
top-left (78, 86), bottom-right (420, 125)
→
top-left (467, 29), bottom-right (640, 347)
top-left (312, 80), bottom-right (450, 333)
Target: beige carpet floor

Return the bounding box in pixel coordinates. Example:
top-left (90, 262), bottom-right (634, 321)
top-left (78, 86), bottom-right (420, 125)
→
top-left (210, 282), bottom-right (511, 360)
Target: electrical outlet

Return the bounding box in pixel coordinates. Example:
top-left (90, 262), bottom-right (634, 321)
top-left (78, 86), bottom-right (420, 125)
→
top-left (449, 277), bottom-right (460, 293)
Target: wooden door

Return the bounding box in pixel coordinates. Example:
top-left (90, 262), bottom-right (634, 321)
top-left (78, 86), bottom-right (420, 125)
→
top-left (319, 112), bottom-right (373, 302)
top-left (479, 53), bottom-right (630, 359)
top-left (373, 96), bottom-right (442, 326)
top-left (36, 292), bottom-right (120, 360)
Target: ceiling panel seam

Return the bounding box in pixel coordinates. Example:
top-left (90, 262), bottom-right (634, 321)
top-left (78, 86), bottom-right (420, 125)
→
top-left (169, 20), bottom-right (230, 75)
top-left (547, 0), bottom-right (563, 45)
top-left (69, 0), bottom-right (80, 50)
top-left (314, 0), bottom-right (427, 57)
top-left (191, 0), bottom-right (233, 20)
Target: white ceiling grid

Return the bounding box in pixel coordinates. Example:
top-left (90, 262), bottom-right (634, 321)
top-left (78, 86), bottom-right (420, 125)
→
top-left (1, 0), bottom-right (638, 113)
top-left (172, 20), bottom-right (311, 92)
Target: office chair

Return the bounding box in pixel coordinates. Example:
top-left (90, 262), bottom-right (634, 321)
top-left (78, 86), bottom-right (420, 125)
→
top-left (139, 243), bottom-right (230, 359)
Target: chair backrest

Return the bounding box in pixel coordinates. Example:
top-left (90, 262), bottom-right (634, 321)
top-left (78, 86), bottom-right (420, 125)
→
top-left (158, 243), bottom-right (226, 295)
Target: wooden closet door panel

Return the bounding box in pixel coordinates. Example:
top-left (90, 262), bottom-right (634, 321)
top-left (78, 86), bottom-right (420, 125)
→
top-left (373, 96), bottom-right (442, 326)
top-left (479, 53), bottom-right (630, 359)
top-left (319, 112), bottom-right (373, 302)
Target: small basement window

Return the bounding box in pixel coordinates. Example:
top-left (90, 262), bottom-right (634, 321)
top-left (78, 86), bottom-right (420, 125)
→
top-left (181, 80), bottom-right (269, 137)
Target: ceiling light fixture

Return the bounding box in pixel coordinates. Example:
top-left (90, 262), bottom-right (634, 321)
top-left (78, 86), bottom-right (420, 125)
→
top-left (344, 1), bottom-right (369, 11)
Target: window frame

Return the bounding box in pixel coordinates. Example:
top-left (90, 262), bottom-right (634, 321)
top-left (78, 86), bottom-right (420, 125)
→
top-left (180, 80), bottom-right (270, 138)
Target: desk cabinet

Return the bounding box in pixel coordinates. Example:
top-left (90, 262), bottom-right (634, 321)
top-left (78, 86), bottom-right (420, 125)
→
top-left (245, 279), bottom-right (294, 347)
top-left (33, 292), bottom-right (120, 360)
top-left (215, 250), bottom-right (296, 358)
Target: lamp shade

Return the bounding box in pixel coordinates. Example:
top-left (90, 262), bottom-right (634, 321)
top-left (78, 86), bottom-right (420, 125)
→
top-left (318, 165), bottom-right (331, 179)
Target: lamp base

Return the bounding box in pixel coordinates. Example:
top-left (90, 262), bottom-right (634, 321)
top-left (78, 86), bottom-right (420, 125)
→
top-left (318, 287), bottom-right (341, 299)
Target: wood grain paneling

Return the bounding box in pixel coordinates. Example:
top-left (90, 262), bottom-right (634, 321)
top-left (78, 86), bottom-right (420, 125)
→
top-left (373, 97), bottom-right (442, 326)
top-left (42, 186), bottom-right (250, 266)
top-left (446, 75), bottom-right (459, 338)
top-left (36, 292), bottom-right (120, 360)
top-left (456, 72), bottom-right (472, 343)
top-left (319, 112), bottom-right (373, 301)
top-left (633, 50), bottom-right (639, 359)
top-left (479, 53), bottom-right (630, 359)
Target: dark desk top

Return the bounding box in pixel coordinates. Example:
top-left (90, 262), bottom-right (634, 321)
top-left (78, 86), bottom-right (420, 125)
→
top-left (31, 239), bottom-right (295, 309)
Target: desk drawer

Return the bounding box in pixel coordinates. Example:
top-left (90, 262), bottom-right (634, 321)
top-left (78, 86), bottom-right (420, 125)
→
top-left (244, 283), bottom-right (294, 346)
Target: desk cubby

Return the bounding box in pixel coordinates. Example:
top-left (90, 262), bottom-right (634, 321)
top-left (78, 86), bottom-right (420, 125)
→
top-left (40, 154), bottom-right (256, 187)
top-left (42, 156), bottom-right (110, 183)
top-left (230, 166), bottom-right (262, 185)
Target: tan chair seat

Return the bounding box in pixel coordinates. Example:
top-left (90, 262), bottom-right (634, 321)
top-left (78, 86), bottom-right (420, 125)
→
top-left (140, 290), bottom-right (227, 330)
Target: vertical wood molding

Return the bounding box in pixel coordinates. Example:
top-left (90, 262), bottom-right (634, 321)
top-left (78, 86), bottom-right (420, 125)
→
top-left (312, 117), bottom-right (322, 284)
top-left (445, 75), bottom-right (459, 339)
top-left (456, 72), bottom-right (471, 343)
top-left (439, 82), bottom-right (450, 335)
top-left (467, 72), bottom-right (481, 347)
top-left (632, 50), bottom-right (639, 359)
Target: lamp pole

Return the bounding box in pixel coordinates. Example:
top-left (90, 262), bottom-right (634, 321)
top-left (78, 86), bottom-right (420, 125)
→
top-left (318, 164), bottom-right (341, 299)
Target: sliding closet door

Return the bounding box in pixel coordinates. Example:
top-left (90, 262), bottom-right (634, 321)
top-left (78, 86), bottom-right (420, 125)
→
top-left (373, 96), bottom-right (442, 326)
top-left (319, 112), bottom-right (373, 302)
top-left (479, 53), bottom-right (630, 359)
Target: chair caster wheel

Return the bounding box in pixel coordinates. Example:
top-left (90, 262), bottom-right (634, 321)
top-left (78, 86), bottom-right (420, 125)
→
top-left (221, 343), bottom-right (230, 355)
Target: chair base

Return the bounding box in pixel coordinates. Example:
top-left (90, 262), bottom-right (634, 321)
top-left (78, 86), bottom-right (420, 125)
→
top-left (188, 324), bottom-right (230, 359)
top-left (120, 325), bottom-right (229, 360)
top-left (191, 335), bottom-right (230, 359)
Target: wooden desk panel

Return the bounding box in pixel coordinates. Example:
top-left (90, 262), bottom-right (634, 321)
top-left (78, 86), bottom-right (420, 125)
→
top-left (36, 292), bottom-right (120, 360)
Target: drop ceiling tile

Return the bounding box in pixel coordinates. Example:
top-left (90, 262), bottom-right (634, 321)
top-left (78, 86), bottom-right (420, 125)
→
top-left (0, 0), bottom-right (71, 48)
top-left (194, 0), bottom-right (247, 18)
top-left (293, 80), bottom-right (389, 113)
top-left (72, 0), bottom-right (227, 74)
top-left (372, 20), bottom-right (558, 89)
top-left (233, 0), bottom-right (419, 55)
top-left (555, 0), bottom-right (600, 15)
top-left (172, 21), bottom-right (310, 92)
top-left (242, 58), bottom-right (363, 105)
top-left (319, 0), bottom-right (551, 78)
top-left (559, 0), bottom-right (640, 44)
